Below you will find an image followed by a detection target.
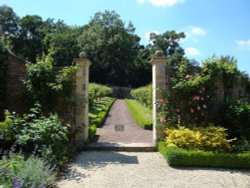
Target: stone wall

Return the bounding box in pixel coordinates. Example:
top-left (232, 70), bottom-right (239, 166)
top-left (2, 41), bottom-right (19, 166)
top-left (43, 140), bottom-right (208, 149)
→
top-left (5, 53), bottom-right (27, 114)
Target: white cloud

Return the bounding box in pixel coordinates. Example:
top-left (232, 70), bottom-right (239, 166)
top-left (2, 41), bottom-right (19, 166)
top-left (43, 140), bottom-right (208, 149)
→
top-left (236, 39), bottom-right (250, 51)
top-left (144, 31), bottom-right (159, 41)
top-left (191, 27), bottom-right (206, 36)
top-left (185, 47), bottom-right (201, 56)
top-left (136, 0), bottom-right (184, 7)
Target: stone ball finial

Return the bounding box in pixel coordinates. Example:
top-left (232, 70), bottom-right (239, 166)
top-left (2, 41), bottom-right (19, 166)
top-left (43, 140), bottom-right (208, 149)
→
top-left (79, 51), bottom-right (87, 58)
top-left (155, 50), bottom-right (164, 57)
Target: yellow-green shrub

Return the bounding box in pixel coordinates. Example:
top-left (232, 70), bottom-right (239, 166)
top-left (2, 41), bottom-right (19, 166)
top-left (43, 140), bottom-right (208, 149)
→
top-left (165, 125), bottom-right (235, 152)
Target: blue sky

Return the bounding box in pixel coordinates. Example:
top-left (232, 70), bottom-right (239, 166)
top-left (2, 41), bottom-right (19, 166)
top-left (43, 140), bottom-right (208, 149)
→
top-left (1, 0), bottom-right (250, 74)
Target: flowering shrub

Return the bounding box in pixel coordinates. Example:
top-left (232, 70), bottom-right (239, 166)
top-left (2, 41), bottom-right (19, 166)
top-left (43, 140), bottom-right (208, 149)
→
top-left (0, 154), bottom-right (56, 188)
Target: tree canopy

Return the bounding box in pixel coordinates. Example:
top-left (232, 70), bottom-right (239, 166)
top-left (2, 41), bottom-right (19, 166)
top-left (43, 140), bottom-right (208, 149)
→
top-left (78, 11), bottom-right (141, 86)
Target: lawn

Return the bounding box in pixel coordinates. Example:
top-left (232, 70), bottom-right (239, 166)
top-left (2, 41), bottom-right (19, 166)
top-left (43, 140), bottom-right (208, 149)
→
top-left (125, 98), bottom-right (152, 130)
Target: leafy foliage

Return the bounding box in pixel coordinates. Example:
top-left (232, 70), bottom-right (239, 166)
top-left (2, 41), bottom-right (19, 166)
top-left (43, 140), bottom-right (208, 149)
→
top-left (219, 99), bottom-right (250, 139)
top-left (158, 141), bottom-right (250, 169)
top-left (89, 83), bottom-right (113, 107)
top-left (88, 97), bottom-right (115, 141)
top-left (165, 125), bottom-right (235, 152)
top-left (0, 104), bottom-right (69, 165)
top-left (0, 5), bottom-right (19, 37)
top-left (25, 51), bottom-right (77, 111)
top-left (17, 114), bottom-right (69, 164)
top-left (125, 99), bottom-right (152, 130)
top-left (131, 84), bottom-right (152, 109)
top-left (0, 154), bottom-right (56, 187)
top-left (78, 10), bottom-right (141, 86)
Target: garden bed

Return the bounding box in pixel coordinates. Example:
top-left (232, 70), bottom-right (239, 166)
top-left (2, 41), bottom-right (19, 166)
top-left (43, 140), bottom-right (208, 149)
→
top-left (125, 99), bottom-right (152, 130)
top-left (158, 141), bottom-right (250, 169)
top-left (88, 97), bottom-right (116, 141)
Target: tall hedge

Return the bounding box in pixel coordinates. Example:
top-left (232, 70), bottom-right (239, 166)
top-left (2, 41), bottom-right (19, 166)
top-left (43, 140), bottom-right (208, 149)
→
top-left (131, 84), bottom-right (152, 109)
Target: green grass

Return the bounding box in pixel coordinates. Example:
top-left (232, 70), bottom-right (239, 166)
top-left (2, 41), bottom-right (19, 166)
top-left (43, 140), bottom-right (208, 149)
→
top-left (88, 97), bottom-right (115, 141)
top-left (158, 141), bottom-right (250, 169)
top-left (125, 98), bottom-right (152, 130)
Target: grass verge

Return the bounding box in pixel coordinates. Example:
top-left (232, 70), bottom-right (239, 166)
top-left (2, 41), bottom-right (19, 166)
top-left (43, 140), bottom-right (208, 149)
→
top-left (125, 98), bottom-right (152, 130)
top-left (158, 141), bottom-right (250, 169)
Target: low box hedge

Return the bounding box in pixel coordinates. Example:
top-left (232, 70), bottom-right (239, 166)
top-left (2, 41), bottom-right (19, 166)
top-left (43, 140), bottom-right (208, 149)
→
top-left (158, 141), bottom-right (250, 169)
top-left (88, 97), bottom-right (115, 141)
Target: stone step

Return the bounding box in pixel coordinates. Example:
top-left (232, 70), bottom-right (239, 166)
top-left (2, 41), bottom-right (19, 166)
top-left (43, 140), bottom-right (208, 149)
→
top-left (83, 142), bottom-right (156, 152)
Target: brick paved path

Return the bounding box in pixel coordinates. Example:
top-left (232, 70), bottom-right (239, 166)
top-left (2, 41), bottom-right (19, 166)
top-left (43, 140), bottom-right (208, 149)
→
top-left (93, 99), bottom-right (153, 145)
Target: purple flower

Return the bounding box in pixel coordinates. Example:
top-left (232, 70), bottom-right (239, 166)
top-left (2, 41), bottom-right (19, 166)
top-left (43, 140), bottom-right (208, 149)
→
top-left (1, 167), bottom-right (8, 173)
top-left (12, 178), bottom-right (22, 188)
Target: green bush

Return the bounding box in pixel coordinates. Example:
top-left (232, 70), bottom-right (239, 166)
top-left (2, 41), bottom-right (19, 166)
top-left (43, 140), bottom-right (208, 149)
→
top-left (219, 99), bottom-right (250, 139)
top-left (165, 125), bottom-right (235, 152)
top-left (131, 84), bottom-right (152, 109)
top-left (125, 99), bottom-right (152, 130)
top-left (17, 113), bottom-right (69, 164)
top-left (0, 154), bottom-right (56, 187)
top-left (25, 51), bottom-right (77, 111)
top-left (88, 125), bottom-right (97, 142)
top-left (88, 97), bottom-right (115, 141)
top-left (158, 141), bottom-right (250, 169)
top-left (89, 83), bottom-right (113, 107)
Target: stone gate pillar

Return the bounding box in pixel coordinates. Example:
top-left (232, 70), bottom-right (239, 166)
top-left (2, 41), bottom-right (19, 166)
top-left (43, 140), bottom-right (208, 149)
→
top-left (150, 51), bottom-right (167, 144)
top-left (73, 51), bottom-right (91, 149)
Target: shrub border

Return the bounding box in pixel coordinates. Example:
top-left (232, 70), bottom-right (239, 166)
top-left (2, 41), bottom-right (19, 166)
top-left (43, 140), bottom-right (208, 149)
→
top-left (158, 141), bottom-right (250, 169)
top-left (88, 98), bottom-right (116, 141)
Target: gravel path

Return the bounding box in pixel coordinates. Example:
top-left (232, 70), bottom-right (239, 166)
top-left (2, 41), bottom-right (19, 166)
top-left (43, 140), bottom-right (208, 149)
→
top-left (94, 99), bottom-right (153, 144)
top-left (57, 151), bottom-right (250, 188)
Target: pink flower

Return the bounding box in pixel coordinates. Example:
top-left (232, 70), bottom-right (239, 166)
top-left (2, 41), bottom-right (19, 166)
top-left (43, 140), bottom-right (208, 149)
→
top-left (202, 87), bottom-right (205, 91)
top-left (203, 104), bottom-right (207, 109)
top-left (190, 108), bottom-right (194, 113)
top-left (159, 99), bottom-right (165, 105)
top-left (207, 95), bottom-right (210, 99)
top-left (192, 96), bottom-right (200, 101)
top-left (159, 117), bottom-right (166, 123)
top-left (199, 90), bottom-right (202, 94)
top-left (201, 97), bottom-right (204, 101)
top-left (185, 75), bottom-right (192, 80)
top-left (197, 106), bottom-right (201, 111)
top-left (176, 109), bottom-right (180, 113)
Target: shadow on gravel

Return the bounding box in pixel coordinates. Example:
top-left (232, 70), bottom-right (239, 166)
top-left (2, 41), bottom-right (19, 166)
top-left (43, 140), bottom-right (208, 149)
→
top-left (75, 151), bottom-right (139, 169)
top-left (60, 151), bottom-right (139, 182)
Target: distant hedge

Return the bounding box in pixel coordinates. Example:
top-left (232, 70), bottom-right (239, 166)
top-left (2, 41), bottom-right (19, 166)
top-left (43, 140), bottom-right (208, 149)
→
top-left (158, 141), bottom-right (250, 169)
top-left (131, 84), bottom-right (152, 109)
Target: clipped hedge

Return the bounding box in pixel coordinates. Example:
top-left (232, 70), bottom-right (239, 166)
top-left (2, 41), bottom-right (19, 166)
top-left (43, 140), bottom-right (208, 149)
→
top-left (88, 97), bottom-right (115, 141)
top-left (89, 83), bottom-right (113, 107)
top-left (131, 84), bottom-right (152, 109)
top-left (125, 99), bottom-right (152, 130)
top-left (158, 141), bottom-right (250, 169)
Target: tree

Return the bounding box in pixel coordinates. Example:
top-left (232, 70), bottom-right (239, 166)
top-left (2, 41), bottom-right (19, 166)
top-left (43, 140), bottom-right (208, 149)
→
top-left (78, 11), bottom-right (140, 86)
top-left (10, 15), bottom-right (48, 63)
top-left (43, 21), bottom-right (82, 66)
top-left (0, 5), bottom-right (19, 37)
top-left (149, 30), bottom-right (186, 68)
